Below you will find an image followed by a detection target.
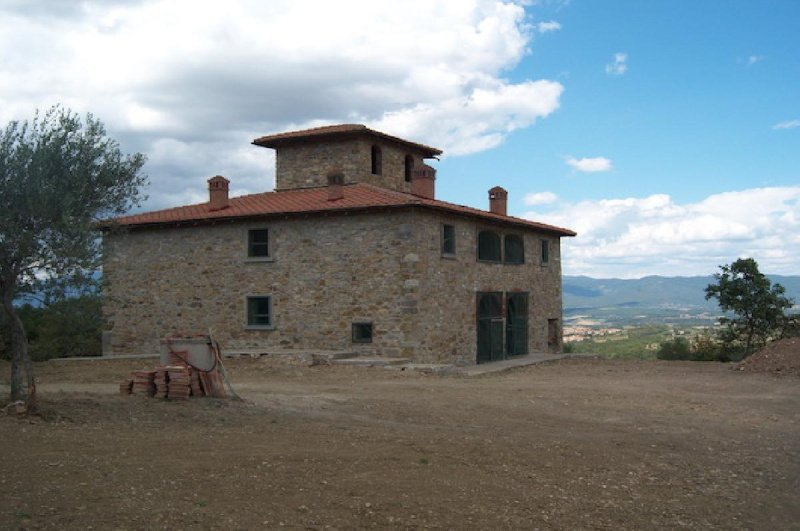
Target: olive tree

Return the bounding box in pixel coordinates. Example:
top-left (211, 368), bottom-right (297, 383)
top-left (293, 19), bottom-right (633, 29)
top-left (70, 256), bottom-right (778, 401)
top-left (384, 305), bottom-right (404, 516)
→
top-left (705, 258), bottom-right (794, 358)
top-left (0, 106), bottom-right (147, 409)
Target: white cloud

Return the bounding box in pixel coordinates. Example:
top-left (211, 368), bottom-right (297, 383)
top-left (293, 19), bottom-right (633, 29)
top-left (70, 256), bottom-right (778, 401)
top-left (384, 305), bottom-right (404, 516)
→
top-left (524, 191), bottom-right (558, 205)
top-left (773, 119), bottom-right (800, 130)
top-left (0, 0), bottom-right (561, 209)
top-left (605, 52), bottom-right (627, 75)
top-left (747, 55), bottom-right (764, 66)
top-left (565, 156), bottom-right (612, 173)
top-left (536, 21), bottom-right (561, 33)
top-left (524, 186), bottom-right (800, 278)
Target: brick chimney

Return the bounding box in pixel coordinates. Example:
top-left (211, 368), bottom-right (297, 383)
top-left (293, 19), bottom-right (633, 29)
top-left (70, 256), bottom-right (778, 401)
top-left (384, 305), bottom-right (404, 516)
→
top-left (411, 164), bottom-right (436, 199)
top-left (326, 168), bottom-right (344, 201)
top-left (489, 186), bottom-right (507, 216)
top-left (208, 175), bottom-right (230, 211)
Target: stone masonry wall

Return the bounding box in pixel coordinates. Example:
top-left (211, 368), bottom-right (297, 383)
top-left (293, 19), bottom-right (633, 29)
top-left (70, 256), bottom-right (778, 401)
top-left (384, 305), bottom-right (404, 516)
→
top-left (275, 137), bottom-right (427, 193)
top-left (411, 210), bottom-right (565, 364)
top-left (102, 211), bottom-right (421, 357)
top-left (103, 208), bottom-right (565, 364)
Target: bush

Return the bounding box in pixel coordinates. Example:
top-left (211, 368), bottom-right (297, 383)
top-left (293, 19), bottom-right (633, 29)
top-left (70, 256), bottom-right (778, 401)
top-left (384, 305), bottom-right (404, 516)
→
top-left (0, 295), bottom-right (102, 360)
top-left (656, 337), bottom-right (691, 360)
top-left (657, 333), bottom-right (729, 362)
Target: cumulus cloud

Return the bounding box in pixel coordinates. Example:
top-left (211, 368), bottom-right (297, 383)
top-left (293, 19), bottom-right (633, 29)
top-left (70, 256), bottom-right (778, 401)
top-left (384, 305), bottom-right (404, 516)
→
top-left (536, 21), bottom-right (561, 33)
top-left (524, 191), bottom-right (558, 205)
top-left (605, 52), bottom-right (627, 75)
top-left (524, 186), bottom-right (800, 278)
top-left (565, 156), bottom-right (612, 173)
top-left (773, 119), bottom-right (800, 130)
top-left (0, 0), bottom-right (562, 209)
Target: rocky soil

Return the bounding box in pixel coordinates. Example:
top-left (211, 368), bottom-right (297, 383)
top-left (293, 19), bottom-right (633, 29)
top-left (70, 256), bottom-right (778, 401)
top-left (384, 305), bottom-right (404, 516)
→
top-left (737, 337), bottom-right (800, 376)
top-left (1, 357), bottom-right (799, 529)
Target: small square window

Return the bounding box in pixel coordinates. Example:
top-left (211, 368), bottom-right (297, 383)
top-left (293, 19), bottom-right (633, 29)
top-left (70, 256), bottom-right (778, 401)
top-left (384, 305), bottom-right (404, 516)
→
top-left (541, 239), bottom-right (550, 265)
top-left (352, 322), bottom-right (373, 343)
top-left (442, 224), bottom-right (456, 255)
top-left (247, 296), bottom-right (272, 327)
top-left (248, 229), bottom-right (269, 258)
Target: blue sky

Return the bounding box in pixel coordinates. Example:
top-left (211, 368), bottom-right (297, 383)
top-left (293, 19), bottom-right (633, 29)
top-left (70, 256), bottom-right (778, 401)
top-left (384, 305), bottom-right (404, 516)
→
top-left (1, 1), bottom-right (798, 278)
top-left (440, 0), bottom-right (800, 205)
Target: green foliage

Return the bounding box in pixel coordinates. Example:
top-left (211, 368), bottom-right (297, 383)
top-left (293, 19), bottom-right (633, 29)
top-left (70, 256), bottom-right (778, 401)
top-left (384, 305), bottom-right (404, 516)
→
top-left (656, 336), bottom-right (691, 360)
top-left (0, 295), bottom-right (102, 360)
top-left (0, 105), bottom-right (147, 297)
top-left (565, 324), bottom-right (670, 359)
top-left (1, 105), bottom-right (146, 403)
top-left (656, 333), bottom-right (726, 362)
top-left (705, 258), bottom-right (794, 358)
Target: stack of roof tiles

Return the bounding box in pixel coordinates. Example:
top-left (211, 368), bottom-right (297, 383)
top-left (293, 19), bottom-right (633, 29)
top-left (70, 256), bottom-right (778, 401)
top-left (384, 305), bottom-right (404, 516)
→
top-left (131, 370), bottom-right (156, 396)
top-left (120, 362), bottom-right (227, 399)
top-left (166, 366), bottom-right (192, 400)
top-left (153, 367), bottom-right (169, 399)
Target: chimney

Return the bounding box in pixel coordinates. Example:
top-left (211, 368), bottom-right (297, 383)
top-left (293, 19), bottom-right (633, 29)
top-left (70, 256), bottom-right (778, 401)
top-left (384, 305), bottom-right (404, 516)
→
top-left (326, 168), bottom-right (344, 201)
top-left (488, 186), bottom-right (507, 216)
top-left (411, 164), bottom-right (436, 199)
top-left (208, 175), bottom-right (230, 211)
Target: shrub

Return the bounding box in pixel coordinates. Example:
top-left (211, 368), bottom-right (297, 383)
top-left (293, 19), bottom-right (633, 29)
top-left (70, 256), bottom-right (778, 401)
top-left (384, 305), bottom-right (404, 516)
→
top-left (656, 337), bottom-right (691, 360)
top-left (0, 295), bottom-right (102, 361)
top-left (657, 334), bottom-right (730, 362)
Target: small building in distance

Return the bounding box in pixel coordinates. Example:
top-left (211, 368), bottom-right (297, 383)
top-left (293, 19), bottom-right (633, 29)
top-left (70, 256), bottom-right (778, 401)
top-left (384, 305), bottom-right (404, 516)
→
top-left (101, 124), bottom-right (576, 364)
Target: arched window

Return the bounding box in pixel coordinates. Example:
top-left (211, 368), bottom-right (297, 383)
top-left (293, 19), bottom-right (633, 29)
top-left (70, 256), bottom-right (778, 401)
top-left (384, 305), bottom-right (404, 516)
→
top-left (504, 234), bottom-right (524, 264)
top-left (404, 155), bottom-right (414, 182)
top-left (371, 145), bottom-right (382, 175)
top-left (477, 230), bottom-right (501, 262)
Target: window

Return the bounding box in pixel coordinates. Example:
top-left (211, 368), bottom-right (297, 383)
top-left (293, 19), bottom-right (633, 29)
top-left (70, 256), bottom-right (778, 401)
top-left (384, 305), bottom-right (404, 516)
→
top-left (541, 239), bottom-right (550, 265)
top-left (404, 155), bottom-right (414, 182)
top-left (371, 145), bottom-right (382, 175)
top-left (247, 228), bottom-right (269, 258)
top-left (352, 322), bottom-right (373, 343)
top-left (441, 224), bottom-right (456, 255)
top-left (477, 230), bottom-right (501, 262)
top-left (246, 296), bottom-right (272, 327)
top-left (504, 234), bottom-right (524, 264)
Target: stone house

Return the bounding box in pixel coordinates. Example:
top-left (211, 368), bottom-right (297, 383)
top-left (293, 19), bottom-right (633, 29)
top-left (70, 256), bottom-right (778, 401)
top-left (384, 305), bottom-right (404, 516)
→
top-left (101, 124), bottom-right (575, 364)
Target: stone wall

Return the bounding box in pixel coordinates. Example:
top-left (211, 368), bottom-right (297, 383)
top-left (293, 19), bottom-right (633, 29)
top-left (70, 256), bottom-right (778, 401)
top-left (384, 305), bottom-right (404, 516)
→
top-left (410, 210), bottom-right (564, 364)
top-left (102, 211), bottom-right (420, 357)
top-left (275, 137), bottom-right (427, 193)
top-left (103, 208), bottom-right (565, 364)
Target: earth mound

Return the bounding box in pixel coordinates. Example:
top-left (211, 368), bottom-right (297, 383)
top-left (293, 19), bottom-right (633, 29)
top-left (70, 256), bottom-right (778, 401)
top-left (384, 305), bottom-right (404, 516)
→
top-left (737, 337), bottom-right (800, 376)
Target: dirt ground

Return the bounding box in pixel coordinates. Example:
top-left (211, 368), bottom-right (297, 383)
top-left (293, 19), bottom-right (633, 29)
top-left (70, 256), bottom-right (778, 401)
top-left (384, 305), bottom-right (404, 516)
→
top-left (1, 357), bottom-right (799, 530)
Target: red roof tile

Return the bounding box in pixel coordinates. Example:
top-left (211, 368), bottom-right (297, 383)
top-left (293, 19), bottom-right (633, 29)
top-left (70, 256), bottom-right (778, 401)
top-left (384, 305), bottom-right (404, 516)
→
top-left (252, 124), bottom-right (443, 157)
top-left (104, 184), bottom-right (576, 237)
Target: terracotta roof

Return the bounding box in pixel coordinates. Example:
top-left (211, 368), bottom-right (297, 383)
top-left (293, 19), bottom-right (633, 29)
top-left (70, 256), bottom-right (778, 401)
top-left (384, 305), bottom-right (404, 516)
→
top-left (103, 184), bottom-right (576, 237)
top-left (252, 124), bottom-right (443, 157)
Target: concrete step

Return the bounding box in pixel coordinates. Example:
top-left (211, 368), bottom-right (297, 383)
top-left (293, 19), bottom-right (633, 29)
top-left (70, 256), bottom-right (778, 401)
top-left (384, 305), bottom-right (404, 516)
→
top-left (332, 357), bottom-right (411, 367)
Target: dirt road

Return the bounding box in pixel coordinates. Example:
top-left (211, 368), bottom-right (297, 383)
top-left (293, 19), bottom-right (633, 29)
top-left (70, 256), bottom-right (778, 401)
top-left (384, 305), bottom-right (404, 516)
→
top-left (1, 358), bottom-right (798, 529)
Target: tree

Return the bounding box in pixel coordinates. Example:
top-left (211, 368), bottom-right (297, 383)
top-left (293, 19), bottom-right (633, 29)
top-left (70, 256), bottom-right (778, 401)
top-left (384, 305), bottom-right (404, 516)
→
top-left (0, 106), bottom-right (147, 410)
top-left (705, 258), bottom-right (794, 359)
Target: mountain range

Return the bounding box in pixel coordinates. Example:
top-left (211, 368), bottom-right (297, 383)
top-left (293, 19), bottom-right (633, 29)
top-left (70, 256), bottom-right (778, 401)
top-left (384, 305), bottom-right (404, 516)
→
top-left (563, 274), bottom-right (800, 326)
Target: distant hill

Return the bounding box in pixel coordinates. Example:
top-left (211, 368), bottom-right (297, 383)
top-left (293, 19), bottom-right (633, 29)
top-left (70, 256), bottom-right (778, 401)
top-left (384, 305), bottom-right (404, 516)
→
top-left (563, 274), bottom-right (800, 326)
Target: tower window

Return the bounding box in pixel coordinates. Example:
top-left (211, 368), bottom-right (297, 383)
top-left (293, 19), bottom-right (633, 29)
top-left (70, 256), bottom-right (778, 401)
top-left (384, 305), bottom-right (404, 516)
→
top-left (404, 155), bottom-right (414, 182)
top-left (371, 145), bottom-right (382, 175)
